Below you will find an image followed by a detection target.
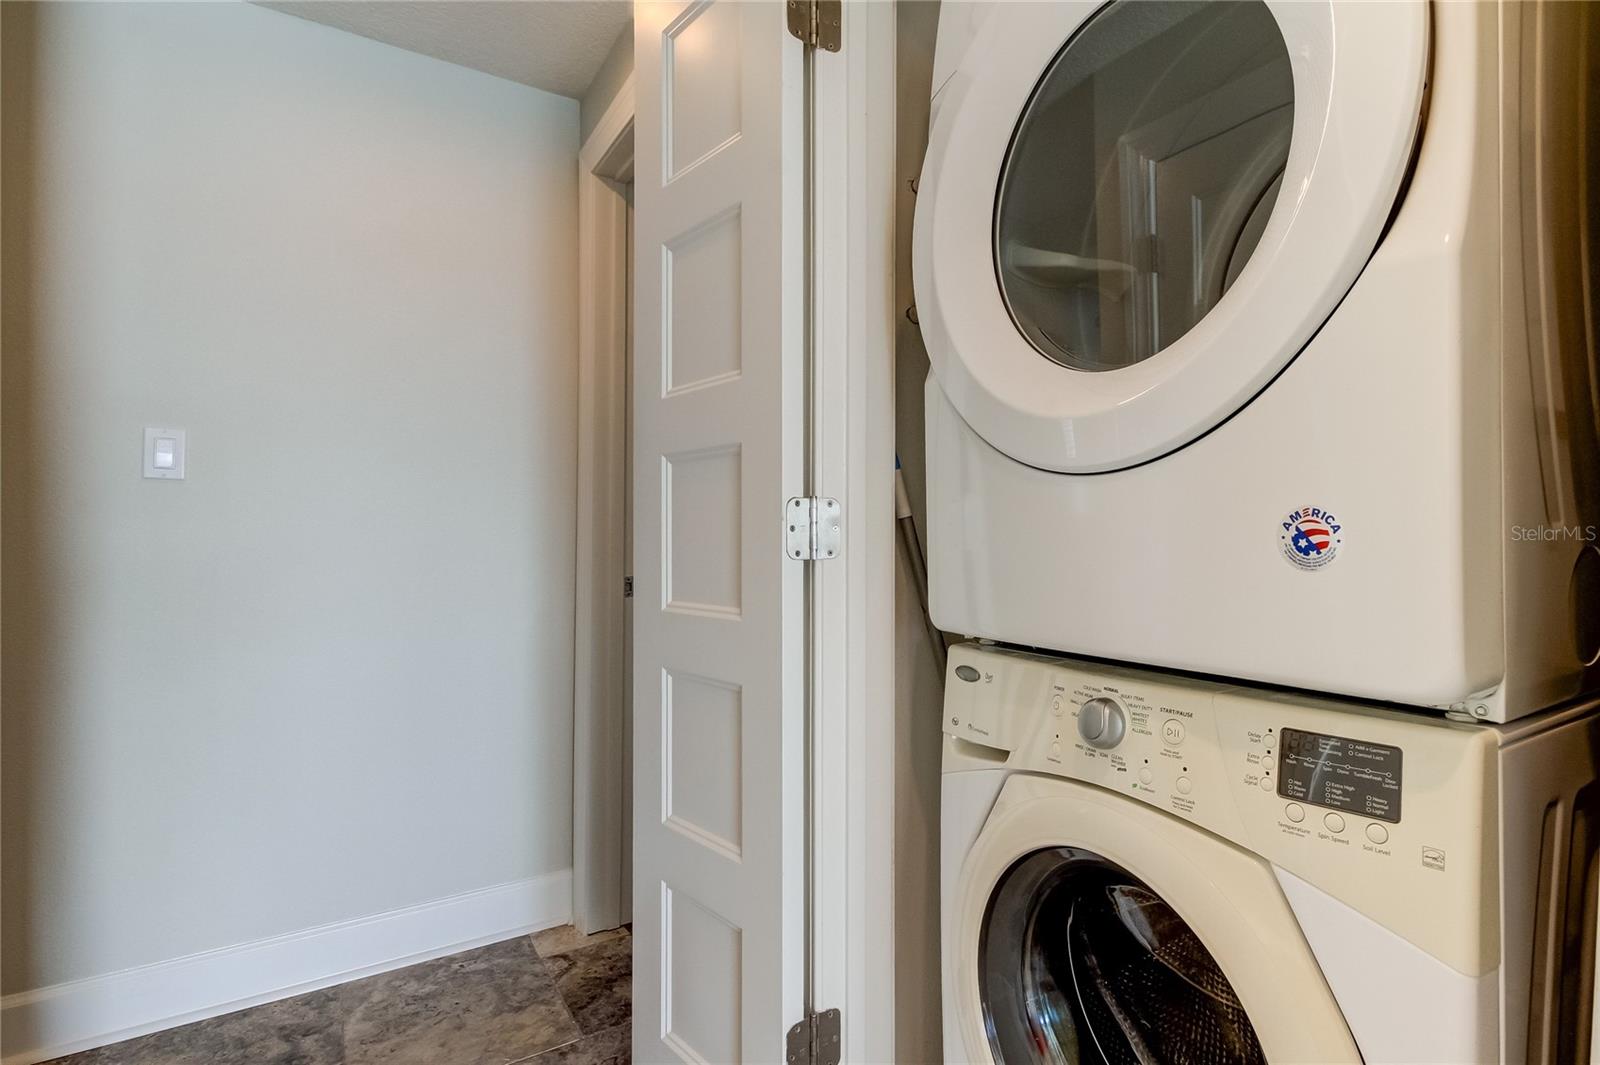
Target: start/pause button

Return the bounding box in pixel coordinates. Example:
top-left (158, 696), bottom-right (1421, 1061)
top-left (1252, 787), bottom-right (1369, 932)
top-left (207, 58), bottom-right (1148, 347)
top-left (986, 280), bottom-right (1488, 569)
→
top-left (1161, 719), bottom-right (1186, 746)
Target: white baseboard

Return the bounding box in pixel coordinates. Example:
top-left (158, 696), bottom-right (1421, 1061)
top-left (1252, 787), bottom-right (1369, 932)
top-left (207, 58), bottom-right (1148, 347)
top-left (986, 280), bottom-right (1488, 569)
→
top-left (0, 870), bottom-right (572, 1065)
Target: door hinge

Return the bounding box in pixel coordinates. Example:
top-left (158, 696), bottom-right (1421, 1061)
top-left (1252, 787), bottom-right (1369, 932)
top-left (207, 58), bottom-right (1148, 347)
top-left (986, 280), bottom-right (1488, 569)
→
top-left (623, 575), bottom-right (634, 599)
top-left (786, 497), bottom-right (841, 561)
top-left (786, 1008), bottom-right (841, 1065)
top-left (786, 0), bottom-right (841, 52)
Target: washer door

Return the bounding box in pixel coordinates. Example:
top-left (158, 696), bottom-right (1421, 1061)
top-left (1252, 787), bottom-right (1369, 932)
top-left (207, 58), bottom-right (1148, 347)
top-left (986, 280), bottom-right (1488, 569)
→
top-left (950, 774), bottom-right (1361, 1063)
top-left (914, 0), bottom-right (1427, 473)
top-left (981, 849), bottom-right (1265, 1063)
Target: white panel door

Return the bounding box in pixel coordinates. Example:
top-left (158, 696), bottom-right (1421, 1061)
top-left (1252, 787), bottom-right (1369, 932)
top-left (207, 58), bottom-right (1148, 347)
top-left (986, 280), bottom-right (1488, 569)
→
top-left (632, 2), bottom-right (805, 1062)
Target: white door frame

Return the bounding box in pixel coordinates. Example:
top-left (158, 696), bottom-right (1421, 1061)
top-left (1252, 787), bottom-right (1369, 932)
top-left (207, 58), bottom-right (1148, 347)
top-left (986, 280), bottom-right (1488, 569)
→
top-left (809, 3), bottom-right (898, 1060)
top-left (572, 2), bottom-right (899, 1053)
top-left (573, 75), bottom-right (635, 936)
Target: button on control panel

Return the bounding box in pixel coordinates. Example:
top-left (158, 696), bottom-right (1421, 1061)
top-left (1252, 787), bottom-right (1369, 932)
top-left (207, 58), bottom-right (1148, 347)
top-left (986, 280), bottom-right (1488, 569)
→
top-left (1161, 718), bottom-right (1186, 746)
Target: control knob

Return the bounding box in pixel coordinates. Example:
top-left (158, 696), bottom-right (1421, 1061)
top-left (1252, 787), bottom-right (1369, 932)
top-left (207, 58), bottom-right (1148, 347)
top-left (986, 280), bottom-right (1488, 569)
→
top-left (1077, 697), bottom-right (1127, 749)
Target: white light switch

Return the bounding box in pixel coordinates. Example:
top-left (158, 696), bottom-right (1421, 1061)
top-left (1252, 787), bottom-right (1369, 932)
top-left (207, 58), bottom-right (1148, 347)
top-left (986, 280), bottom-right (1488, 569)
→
top-left (143, 427), bottom-right (186, 480)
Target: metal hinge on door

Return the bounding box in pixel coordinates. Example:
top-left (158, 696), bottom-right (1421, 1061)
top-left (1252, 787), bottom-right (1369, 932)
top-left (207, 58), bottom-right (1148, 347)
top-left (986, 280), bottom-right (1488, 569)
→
top-left (786, 1008), bottom-right (841, 1065)
top-left (786, 497), bottom-right (842, 560)
top-left (623, 576), bottom-right (634, 599)
top-left (786, 0), bottom-right (841, 51)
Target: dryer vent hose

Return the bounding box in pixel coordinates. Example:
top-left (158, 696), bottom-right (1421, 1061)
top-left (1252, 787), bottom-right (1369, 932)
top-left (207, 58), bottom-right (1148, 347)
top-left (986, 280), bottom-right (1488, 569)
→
top-left (896, 457), bottom-right (949, 674)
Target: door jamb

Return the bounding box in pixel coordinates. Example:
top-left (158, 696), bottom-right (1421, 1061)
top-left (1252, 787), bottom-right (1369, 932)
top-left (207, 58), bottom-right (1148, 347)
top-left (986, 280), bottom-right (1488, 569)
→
top-left (809, 5), bottom-right (898, 1061)
top-left (573, 75), bottom-right (636, 935)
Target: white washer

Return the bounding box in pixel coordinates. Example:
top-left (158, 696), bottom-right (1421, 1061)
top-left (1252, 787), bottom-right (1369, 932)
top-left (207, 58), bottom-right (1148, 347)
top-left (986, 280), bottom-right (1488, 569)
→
top-left (913, 0), bottom-right (1600, 721)
top-left (941, 643), bottom-right (1600, 1064)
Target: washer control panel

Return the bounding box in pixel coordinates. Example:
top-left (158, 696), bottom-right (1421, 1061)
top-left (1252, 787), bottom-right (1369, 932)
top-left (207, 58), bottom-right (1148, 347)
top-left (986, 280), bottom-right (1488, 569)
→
top-left (942, 642), bottom-right (1499, 977)
top-left (1277, 726), bottom-right (1403, 823)
top-left (943, 644), bottom-right (1233, 820)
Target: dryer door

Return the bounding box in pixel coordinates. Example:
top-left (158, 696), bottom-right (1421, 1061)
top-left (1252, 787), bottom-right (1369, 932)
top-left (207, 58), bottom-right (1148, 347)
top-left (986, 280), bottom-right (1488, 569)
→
top-left (949, 774), bottom-right (1360, 1063)
top-left (913, 0), bottom-right (1427, 473)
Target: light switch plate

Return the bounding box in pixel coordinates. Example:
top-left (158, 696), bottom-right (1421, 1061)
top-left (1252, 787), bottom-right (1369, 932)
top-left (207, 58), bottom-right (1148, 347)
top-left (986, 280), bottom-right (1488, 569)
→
top-left (143, 427), bottom-right (186, 480)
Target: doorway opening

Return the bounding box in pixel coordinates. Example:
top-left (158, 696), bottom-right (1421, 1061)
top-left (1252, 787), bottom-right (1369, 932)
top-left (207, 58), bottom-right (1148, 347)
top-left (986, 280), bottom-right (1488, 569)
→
top-left (573, 77), bottom-right (636, 938)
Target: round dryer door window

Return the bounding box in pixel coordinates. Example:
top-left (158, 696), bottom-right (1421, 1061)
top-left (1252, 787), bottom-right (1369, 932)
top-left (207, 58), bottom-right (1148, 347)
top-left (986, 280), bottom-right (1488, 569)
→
top-left (994, 2), bottom-right (1292, 374)
top-left (980, 848), bottom-right (1266, 1064)
top-left (913, 0), bottom-right (1428, 472)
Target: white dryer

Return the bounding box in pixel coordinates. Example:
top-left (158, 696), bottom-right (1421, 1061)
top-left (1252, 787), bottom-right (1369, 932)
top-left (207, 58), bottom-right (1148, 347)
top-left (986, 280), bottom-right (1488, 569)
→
top-left (913, 0), bottom-right (1600, 721)
top-left (940, 643), bottom-right (1600, 1063)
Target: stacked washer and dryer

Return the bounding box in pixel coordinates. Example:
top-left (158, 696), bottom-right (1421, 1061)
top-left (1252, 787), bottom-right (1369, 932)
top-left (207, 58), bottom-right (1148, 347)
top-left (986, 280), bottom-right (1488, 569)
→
top-left (913, 1), bottom-right (1600, 1061)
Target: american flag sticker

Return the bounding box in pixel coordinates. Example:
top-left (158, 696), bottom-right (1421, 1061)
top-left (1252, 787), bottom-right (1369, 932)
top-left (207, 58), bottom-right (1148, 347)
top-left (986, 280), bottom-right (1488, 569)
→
top-left (1280, 506), bottom-right (1344, 571)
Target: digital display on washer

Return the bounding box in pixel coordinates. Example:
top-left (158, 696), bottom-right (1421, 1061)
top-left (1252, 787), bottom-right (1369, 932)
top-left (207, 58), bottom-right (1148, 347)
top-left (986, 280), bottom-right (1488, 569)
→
top-left (1276, 728), bottom-right (1402, 823)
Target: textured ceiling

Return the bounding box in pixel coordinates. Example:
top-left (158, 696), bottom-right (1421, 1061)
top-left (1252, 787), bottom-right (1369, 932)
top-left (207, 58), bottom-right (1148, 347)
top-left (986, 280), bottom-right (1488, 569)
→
top-left (256, 1), bottom-right (631, 99)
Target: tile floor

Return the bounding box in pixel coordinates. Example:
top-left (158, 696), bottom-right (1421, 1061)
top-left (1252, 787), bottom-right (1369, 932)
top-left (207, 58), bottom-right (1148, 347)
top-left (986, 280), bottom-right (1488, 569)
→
top-left (46, 925), bottom-right (632, 1065)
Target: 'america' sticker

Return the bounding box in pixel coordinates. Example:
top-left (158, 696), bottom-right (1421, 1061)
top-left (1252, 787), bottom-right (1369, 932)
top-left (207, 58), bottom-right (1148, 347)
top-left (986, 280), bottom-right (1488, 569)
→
top-left (1280, 506), bottom-right (1343, 571)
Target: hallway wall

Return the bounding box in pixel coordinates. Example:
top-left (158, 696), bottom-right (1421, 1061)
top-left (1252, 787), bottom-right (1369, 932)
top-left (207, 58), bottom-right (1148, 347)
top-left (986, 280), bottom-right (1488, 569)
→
top-left (1, 0), bottom-right (579, 1050)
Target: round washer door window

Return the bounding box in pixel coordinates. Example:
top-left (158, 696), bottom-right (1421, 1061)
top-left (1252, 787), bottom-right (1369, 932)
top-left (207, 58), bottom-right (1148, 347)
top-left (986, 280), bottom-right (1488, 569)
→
top-left (980, 848), bottom-right (1266, 1064)
top-left (912, 0), bottom-right (1428, 472)
top-left (994, 1), bottom-right (1293, 374)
